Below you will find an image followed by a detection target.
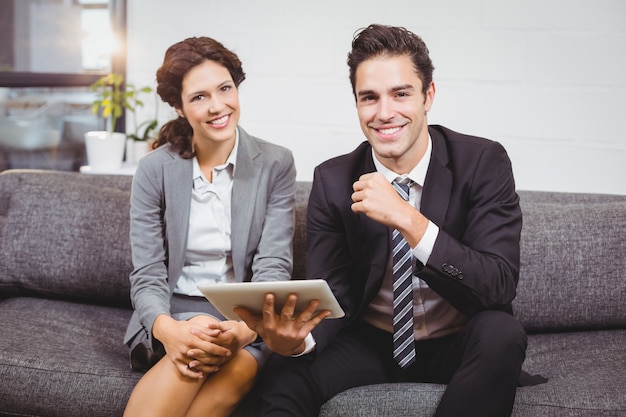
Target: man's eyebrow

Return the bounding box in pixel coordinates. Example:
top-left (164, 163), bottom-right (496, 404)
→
top-left (391, 84), bottom-right (415, 92)
top-left (356, 89), bottom-right (376, 98)
top-left (357, 84), bottom-right (415, 98)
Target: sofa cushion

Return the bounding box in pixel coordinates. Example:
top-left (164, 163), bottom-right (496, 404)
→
top-left (293, 182), bottom-right (312, 279)
top-left (0, 297), bottom-right (139, 417)
top-left (0, 170), bottom-right (133, 307)
top-left (515, 330), bottom-right (626, 416)
top-left (320, 383), bottom-right (445, 417)
top-left (514, 191), bottom-right (626, 332)
top-left (291, 185), bottom-right (626, 332)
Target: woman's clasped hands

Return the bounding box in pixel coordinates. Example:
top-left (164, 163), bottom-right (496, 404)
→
top-left (153, 314), bottom-right (257, 379)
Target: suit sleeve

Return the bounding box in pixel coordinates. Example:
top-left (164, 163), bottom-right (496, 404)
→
top-left (305, 167), bottom-right (361, 353)
top-left (419, 140), bottom-right (522, 317)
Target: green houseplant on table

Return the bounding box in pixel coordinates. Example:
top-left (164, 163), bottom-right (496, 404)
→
top-left (125, 102), bottom-right (159, 165)
top-left (85, 73), bottom-right (154, 170)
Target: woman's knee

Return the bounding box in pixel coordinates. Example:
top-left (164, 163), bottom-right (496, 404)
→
top-left (186, 351), bottom-right (258, 417)
top-left (188, 314), bottom-right (220, 326)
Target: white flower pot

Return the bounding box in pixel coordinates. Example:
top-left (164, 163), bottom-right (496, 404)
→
top-left (84, 131), bottom-right (126, 170)
top-left (125, 138), bottom-right (151, 165)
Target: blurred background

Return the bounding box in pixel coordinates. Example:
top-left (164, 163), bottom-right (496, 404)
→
top-left (1, 0), bottom-right (625, 194)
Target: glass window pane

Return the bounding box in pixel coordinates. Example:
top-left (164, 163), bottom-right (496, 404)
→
top-left (0, 0), bottom-right (112, 74)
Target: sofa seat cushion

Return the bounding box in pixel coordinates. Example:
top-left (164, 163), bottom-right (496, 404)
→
top-left (515, 329), bottom-right (626, 416)
top-left (320, 329), bottom-right (626, 417)
top-left (0, 297), bottom-right (139, 417)
top-left (320, 383), bottom-right (445, 417)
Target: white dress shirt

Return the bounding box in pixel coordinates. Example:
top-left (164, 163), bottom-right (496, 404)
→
top-left (173, 136), bottom-right (239, 297)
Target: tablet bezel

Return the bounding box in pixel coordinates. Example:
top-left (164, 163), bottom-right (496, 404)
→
top-left (197, 279), bottom-right (345, 321)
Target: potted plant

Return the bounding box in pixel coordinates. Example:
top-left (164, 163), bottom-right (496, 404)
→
top-left (85, 73), bottom-right (152, 170)
top-left (125, 91), bottom-right (159, 164)
top-left (125, 119), bottom-right (159, 164)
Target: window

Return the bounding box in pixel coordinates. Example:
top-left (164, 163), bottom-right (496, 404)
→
top-left (0, 0), bottom-right (126, 87)
top-left (0, 0), bottom-right (126, 172)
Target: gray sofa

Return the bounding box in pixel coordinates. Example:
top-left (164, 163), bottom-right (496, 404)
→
top-left (0, 169), bottom-right (624, 417)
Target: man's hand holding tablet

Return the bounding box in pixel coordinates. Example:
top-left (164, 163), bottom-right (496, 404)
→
top-left (235, 292), bottom-right (329, 356)
top-left (197, 279), bottom-right (344, 356)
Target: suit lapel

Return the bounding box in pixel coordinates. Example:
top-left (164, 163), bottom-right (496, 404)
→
top-left (231, 128), bottom-right (262, 281)
top-left (421, 127), bottom-right (452, 227)
top-left (163, 153), bottom-right (193, 289)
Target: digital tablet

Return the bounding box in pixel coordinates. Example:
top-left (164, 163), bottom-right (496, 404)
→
top-left (197, 279), bottom-right (345, 321)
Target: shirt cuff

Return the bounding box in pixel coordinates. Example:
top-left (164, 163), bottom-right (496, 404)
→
top-left (412, 220), bottom-right (438, 265)
top-left (291, 332), bottom-right (316, 357)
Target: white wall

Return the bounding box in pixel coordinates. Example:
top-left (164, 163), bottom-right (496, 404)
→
top-left (126, 0), bottom-right (626, 195)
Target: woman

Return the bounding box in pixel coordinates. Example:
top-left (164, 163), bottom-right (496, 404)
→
top-left (123, 37), bottom-right (296, 417)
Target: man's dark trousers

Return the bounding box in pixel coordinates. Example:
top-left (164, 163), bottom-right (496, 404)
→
top-left (256, 310), bottom-right (527, 417)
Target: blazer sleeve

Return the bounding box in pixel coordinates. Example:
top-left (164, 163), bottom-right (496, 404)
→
top-left (418, 140), bottom-right (522, 317)
top-left (127, 156), bottom-right (171, 347)
top-left (249, 147), bottom-right (297, 282)
top-left (306, 166), bottom-right (365, 353)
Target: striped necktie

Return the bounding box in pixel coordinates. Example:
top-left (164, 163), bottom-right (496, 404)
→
top-left (391, 179), bottom-right (416, 368)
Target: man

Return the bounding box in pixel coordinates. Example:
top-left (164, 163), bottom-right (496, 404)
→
top-left (241, 24), bottom-right (538, 417)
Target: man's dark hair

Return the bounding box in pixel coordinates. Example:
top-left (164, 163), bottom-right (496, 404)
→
top-left (347, 24), bottom-right (434, 99)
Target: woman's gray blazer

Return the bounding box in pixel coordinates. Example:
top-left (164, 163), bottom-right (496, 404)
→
top-left (123, 127), bottom-right (296, 348)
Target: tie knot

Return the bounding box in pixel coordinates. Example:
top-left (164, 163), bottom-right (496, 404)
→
top-left (392, 179), bottom-right (411, 201)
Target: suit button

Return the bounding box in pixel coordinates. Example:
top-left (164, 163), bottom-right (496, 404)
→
top-left (442, 263), bottom-right (458, 275)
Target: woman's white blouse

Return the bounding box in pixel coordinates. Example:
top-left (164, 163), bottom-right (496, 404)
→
top-left (173, 139), bottom-right (239, 296)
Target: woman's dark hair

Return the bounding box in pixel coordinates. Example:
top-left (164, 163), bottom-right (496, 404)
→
top-left (152, 37), bottom-right (245, 157)
top-left (347, 24), bottom-right (434, 99)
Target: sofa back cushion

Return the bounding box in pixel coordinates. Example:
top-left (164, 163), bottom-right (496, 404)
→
top-left (2, 172), bottom-right (624, 330)
top-left (0, 170), bottom-right (133, 307)
top-left (514, 191), bottom-right (626, 332)
top-left (292, 184), bottom-right (626, 332)
top-left (293, 182), bottom-right (311, 279)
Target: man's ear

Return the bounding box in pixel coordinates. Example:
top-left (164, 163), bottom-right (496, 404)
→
top-left (424, 81), bottom-right (436, 113)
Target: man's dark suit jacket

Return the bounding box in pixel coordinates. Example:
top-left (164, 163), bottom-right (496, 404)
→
top-left (307, 125), bottom-right (522, 354)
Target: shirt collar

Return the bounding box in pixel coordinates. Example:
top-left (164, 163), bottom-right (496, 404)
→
top-left (192, 128), bottom-right (239, 181)
top-left (372, 134), bottom-right (432, 187)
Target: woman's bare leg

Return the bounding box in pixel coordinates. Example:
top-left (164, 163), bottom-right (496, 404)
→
top-left (124, 312), bottom-right (257, 417)
top-left (186, 349), bottom-right (258, 417)
top-left (124, 353), bottom-right (205, 417)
